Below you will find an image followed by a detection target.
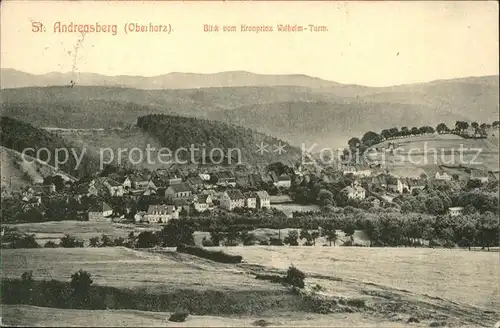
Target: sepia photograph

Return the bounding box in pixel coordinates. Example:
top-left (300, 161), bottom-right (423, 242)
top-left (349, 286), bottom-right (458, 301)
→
top-left (0, 1), bottom-right (499, 327)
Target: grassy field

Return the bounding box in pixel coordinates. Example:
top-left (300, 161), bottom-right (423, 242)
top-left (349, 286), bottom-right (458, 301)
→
top-left (3, 222), bottom-right (499, 326)
top-left (2, 246), bottom-right (498, 327)
top-left (367, 132), bottom-right (500, 176)
top-left (0, 305), bottom-right (421, 327)
top-left (222, 246), bottom-right (500, 311)
top-left (1, 247), bottom-right (280, 292)
top-left (4, 221), bottom-right (162, 246)
top-left (375, 132), bottom-right (499, 152)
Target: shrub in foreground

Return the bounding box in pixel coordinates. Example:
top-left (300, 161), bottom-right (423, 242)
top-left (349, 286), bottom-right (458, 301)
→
top-left (253, 319), bottom-right (272, 326)
top-left (44, 241), bottom-right (59, 248)
top-left (284, 265), bottom-right (305, 288)
top-left (169, 310), bottom-right (189, 322)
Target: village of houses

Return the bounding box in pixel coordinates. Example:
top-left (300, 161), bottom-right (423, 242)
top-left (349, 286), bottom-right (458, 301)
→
top-left (8, 152), bottom-right (495, 225)
top-left (9, 167), bottom-right (285, 225)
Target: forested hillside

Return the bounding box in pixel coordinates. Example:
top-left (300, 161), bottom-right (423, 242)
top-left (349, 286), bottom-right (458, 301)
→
top-left (136, 114), bottom-right (302, 165)
top-left (0, 117), bottom-right (100, 178)
top-left (1, 73), bottom-right (497, 148)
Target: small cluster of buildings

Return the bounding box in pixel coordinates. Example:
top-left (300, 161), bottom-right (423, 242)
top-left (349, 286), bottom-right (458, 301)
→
top-left (132, 189), bottom-right (272, 224)
top-left (219, 190), bottom-right (271, 211)
top-left (341, 181), bottom-right (366, 200)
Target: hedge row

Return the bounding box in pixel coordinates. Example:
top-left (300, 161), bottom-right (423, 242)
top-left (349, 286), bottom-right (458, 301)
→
top-left (176, 244), bottom-right (243, 263)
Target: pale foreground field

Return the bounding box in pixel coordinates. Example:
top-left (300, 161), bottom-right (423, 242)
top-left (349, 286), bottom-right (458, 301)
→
top-left (223, 246), bottom-right (500, 310)
top-left (1, 247), bottom-right (278, 291)
top-left (2, 247), bottom-right (499, 327)
top-left (0, 305), bottom-right (424, 327)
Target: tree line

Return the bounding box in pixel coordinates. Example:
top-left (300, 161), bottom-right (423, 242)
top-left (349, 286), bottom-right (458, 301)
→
top-left (347, 120), bottom-right (499, 151)
top-left (4, 204), bottom-right (497, 250)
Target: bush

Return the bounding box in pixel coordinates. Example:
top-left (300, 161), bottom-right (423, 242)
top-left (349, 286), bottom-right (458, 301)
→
top-left (113, 237), bottom-right (125, 247)
top-left (341, 240), bottom-right (353, 246)
top-left (253, 319), bottom-right (272, 327)
top-left (168, 310), bottom-right (189, 322)
top-left (269, 238), bottom-right (284, 246)
top-left (135, 231), bottom-right (158, 248)
top-left (176, 244), bottom-right (242, 264)
top-left (240, 231), bottom-right (256, 246)
top-left (284, 265), bottom-right (305, 288)
top-left (70, 270), bottom-right (93, 308)
top-left (9, 234), bottom-right (40, 248)
top-left (60, 234), bottom-right (84, 248)
top-left (70, 270), bottom-right (93, 292)
top-left (284, 230), bottom-right (299, 246)
top-left (44, 241), bottom-right (59, 248)
top-left (21, 271), bottom-right (34, 283)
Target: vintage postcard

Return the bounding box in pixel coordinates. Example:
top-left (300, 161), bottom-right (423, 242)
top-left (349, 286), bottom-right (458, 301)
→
top-left (1, 1), bottom-right (499, 327)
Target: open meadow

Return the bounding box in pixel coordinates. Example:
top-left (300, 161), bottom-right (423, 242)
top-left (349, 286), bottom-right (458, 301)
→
top-left (3, 221), bottom-right (162, 246)
top-left (1, 247), bottom-right (279, 292)
top-left (366, 132), bottom-right (500, 176)
top-left (2, 246), bottom-right (499, 327)
top-left (0, 304), bottom-right (427, 327)
top-left (222, 246), bottom-right (500, 311)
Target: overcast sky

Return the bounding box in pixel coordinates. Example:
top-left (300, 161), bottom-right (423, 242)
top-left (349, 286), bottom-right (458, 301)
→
top-left (1, 1), bottom-right (498, 86)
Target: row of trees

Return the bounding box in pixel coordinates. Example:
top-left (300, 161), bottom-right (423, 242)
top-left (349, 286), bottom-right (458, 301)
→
top-left (348, 125), bottom-right (437, 150)
top-left (451, 121), bottom-right (497, 135)
top-left (190, 209), bottom-right (499, 250)
top-left (106, 208), bottom-right (500, 250)
top-left (347, 120), bottom-right (498, 151)
top-left (4, 205), bottom-right (498, 250)
top-left (291, 210), bottom-right (499, 249)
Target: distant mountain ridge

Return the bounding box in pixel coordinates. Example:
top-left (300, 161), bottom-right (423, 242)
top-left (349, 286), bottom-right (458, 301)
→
top-left (2, 68), bottom-right (497, 91)
top-left (1, 69), bottom-right (498, 148)
top-left (1, 68), bottom-right (349, 90)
